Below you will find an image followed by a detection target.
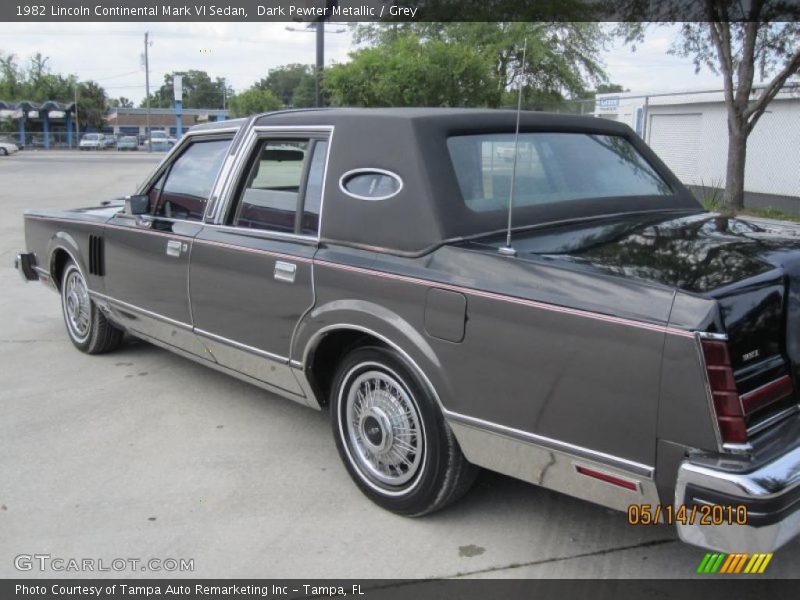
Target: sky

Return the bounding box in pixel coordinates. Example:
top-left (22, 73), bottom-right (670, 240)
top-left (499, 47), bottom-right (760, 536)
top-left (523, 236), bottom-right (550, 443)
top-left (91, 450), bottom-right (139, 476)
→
top-left (0, 22), bottom-right (726, 104)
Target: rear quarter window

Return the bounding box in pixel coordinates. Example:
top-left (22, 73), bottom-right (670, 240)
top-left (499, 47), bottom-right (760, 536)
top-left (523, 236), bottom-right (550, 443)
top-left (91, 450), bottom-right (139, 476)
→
top-left (340, 169), bottom-right (403, 200)
top-left (447, 132), bottom-right (672, 213)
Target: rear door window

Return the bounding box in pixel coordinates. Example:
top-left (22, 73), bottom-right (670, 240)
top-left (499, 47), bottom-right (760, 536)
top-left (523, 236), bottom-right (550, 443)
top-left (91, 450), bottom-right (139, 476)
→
top-left (229, 137), bottom-right (328, 235)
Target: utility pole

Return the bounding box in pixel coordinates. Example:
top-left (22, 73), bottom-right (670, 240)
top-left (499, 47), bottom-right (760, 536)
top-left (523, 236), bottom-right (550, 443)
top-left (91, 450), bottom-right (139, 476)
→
top-left (73, 83), bottom-right (79, 146)
top-left (285, 9), bottom-right (344, 109)
top-left (144, 31), bottom-right (152, 152)
top-left (315, 21), bottom-right (323, 108)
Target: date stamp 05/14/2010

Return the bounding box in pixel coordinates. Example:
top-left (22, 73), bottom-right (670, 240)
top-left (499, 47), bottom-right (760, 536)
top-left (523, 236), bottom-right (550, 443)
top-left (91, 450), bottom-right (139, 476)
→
top-left (627, 503), bottom-right (748, 526)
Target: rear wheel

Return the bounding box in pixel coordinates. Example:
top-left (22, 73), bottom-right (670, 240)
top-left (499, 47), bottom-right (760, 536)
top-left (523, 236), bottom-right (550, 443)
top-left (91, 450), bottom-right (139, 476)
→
top-left (60, 261), bottom-right (123, 354)
top-left (331, 346), bottom-right (477, 516)
top-left (0, 148), bottom-right (7, 156)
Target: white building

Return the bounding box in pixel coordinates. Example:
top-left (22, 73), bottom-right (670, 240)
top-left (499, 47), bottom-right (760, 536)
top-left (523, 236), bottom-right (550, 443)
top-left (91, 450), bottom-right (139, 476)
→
top-left (595, 84), bottom-right (800, 202)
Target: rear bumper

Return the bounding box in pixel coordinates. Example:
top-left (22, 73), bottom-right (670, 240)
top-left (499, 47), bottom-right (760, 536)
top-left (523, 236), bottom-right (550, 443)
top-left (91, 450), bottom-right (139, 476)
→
top-left (675, 443), bottom-right (800, 552)
top-left (14, 252), bottom-right (38, 282)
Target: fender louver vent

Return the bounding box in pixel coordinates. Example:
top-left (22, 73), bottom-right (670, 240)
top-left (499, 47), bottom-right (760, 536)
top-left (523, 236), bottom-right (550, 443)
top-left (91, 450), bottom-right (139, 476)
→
top-left (88, 235), bottom-right (105, 276)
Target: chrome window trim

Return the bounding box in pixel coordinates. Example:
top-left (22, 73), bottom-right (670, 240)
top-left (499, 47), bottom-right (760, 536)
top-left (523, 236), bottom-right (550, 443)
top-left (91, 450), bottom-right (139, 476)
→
top-left (134, 130), bottom-right (236, 224)
top-left (201, 222), bottom-right (318, 245)
top-left (210, 125), bottom-right (334, 241)
top-left (338, 167), bottom-right (403, 201)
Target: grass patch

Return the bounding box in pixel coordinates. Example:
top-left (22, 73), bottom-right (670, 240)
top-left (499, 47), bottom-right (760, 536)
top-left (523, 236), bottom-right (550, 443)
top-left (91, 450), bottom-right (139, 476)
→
top-left (700, 198), bottom-right (800, 224)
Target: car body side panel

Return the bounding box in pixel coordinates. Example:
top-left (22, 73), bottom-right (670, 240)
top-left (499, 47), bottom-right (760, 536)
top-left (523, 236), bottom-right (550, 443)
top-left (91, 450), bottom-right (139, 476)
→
top-left (659, 292), bottom-right (724, 453)
top-left (102, 216), bottom-right (201, 326)
top-left (188, 226), bottom-right (316, 397)
top-left (24, 213), bottom-right (106, 294)
top-left (301, 243), bottom-right (687, 467)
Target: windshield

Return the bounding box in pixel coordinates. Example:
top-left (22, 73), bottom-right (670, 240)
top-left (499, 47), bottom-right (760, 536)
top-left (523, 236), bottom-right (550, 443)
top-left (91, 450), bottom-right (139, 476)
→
top-left (82, 134), bottom-right (101, 140)
top-left (447, 133), bottom-right (671, 214)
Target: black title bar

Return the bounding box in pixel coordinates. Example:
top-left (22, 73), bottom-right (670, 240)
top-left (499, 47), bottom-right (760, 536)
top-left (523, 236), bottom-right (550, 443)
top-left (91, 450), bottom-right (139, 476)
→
top-left (2, 0), bottom-right (800, 22)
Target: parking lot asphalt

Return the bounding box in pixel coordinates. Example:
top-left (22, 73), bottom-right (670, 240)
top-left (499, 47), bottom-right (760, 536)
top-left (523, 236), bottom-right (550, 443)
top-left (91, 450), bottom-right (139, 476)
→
top-left (1, 150), bottom-right (799, 579)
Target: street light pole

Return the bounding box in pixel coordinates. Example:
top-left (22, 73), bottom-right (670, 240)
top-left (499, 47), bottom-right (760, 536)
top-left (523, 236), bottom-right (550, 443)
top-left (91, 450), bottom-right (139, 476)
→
top-left (144, 31), bottom-right (152, 152)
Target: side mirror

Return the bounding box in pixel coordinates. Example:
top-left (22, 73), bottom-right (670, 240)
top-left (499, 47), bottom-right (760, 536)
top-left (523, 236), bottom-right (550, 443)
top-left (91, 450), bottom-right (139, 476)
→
top-left (124, 194), bottom-right (149, 215)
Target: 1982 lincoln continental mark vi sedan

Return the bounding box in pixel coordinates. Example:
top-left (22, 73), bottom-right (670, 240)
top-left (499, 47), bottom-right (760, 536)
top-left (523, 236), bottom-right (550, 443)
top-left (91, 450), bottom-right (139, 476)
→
top-left (15, 108), bottom-right (800, 552)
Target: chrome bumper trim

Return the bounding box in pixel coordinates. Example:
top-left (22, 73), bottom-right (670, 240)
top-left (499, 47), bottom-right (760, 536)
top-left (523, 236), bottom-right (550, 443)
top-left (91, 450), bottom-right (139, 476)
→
top-left (676, 444), bottom-right (800, 552)
top-left (14, 252), bottom-right (38, 282)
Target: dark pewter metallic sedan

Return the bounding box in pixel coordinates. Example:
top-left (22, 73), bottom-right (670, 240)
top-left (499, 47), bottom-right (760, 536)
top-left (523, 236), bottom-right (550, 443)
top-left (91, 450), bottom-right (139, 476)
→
top-left (15, 108), bottom-right (800, 552)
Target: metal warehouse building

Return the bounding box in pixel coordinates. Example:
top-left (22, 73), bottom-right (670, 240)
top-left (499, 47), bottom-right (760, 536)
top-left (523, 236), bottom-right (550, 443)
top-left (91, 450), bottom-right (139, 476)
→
top-left (595, 84), bottom-right (800, 208)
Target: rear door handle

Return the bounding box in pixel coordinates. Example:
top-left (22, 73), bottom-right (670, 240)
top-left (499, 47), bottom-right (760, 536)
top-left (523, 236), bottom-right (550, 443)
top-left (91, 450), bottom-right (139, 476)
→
top-left (166, 240), bottom-right (183, 257)
top-left (274, 260), bottom-right (296, 283)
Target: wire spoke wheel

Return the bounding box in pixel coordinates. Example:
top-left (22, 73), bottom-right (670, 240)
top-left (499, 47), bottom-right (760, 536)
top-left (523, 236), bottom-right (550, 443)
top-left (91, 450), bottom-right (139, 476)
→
top-left (342, 367), bottom-right (425, 491)
top-left (63, 267), bottom-right (91, 342)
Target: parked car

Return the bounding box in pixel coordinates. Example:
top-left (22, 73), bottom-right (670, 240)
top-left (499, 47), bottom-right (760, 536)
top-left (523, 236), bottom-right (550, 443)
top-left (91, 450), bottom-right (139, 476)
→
top-left (116, 136), bottom-right (138, 151)
top-left (104, 134), bottom-right (117, 148)
top-left (0, 135), bottom-right (22, 151)
top-left (78, 133), bottom-right (105, 150)
top-left (149, 130), bottom-right (176, 151)
top-left (16, 108), bottom-right (800, 553)
top-left (0, 137), bottom-right (19, 156)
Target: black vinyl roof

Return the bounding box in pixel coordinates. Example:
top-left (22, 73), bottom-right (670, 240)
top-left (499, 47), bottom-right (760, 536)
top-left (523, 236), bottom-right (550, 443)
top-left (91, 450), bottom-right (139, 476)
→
top-left (250, 107), bottom-right (632, 134)
top-left (196, 108), bottom-right (699, 255)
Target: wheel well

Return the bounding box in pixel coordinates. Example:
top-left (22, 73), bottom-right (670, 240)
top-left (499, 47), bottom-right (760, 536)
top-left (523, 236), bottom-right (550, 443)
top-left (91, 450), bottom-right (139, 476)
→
top-left (306, 329), bottom-right (386, 406)
top-left (51, 249), bottom-right (70, 290)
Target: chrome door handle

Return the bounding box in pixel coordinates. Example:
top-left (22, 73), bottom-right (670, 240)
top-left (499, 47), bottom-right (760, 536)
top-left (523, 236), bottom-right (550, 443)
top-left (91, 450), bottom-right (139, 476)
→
top-left (166, 240), bottom-right (182, 257)
top-left (274, 261), bottom-right (296, 283)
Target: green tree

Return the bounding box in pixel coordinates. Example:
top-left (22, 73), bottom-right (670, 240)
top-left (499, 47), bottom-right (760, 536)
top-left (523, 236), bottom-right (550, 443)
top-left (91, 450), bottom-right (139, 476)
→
top-left (621, 1), bottom-right (800, 209)
top-left (353, 23), bottom-right (609, 101)
top-left (75, 80), bottom-right (107, 129)
top-left (290, 72), bottom-right (317, 108)
top-left (0, 53), bottom-right (22, 99)
top-left (143, 70), bottom-right (229, 109)
top-left (108, 97), bottom-right (134, 108)
top-left (325, 33), bottom-right (502, 107)
top-left (256, 64), bottom-right (316, 107)
top-left (227, 87), bottom-right (281, 117)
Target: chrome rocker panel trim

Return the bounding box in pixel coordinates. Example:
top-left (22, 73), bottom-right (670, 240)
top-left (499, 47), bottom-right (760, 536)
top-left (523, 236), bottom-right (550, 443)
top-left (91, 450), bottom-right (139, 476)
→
top-left (448, 416), bottom-right (658, 513)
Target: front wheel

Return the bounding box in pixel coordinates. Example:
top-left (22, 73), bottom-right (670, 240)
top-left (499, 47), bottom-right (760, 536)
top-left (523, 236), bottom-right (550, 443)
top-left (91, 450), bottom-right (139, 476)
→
top-left (60, 261), bottom-right (123, 354)
top-left (331, 346), bottom-right (477, 516)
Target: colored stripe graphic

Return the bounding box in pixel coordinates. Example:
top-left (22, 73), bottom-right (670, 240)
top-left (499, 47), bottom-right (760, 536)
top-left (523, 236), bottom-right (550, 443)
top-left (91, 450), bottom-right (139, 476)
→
top-left (698, 553), bottom-right (773, 574)
top-left (720, 554), bottom-right (736, 573)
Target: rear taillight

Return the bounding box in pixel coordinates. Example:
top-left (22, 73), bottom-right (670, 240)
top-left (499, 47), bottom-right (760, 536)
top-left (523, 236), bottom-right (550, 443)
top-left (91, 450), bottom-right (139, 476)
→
top-left (701, 338), bottom-right (795, 446)
top-left (701, 339), bottom-right (747, 444)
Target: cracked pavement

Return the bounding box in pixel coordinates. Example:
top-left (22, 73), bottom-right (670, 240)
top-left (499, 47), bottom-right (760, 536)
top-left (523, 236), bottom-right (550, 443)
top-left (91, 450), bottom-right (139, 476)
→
top-left (2, 151), bottom-right (799, 579)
